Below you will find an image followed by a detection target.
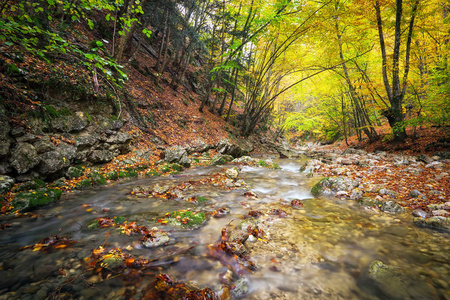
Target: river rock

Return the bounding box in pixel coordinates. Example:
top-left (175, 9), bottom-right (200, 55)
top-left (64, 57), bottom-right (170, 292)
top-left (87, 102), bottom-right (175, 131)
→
top-left (311, 177), bottom-right (359, 197)
top-left (142, 229), bottom-right (170, 248)
top-left (0, 175), bottom-right (14, 194)
top-left (165, 146), bottom-right (191, 167)
top-left (9, 143), bottom-right (40, 174)
top-left (417, 154), bottom-right (433, 164)
top-left (358, 197), bottom-right (404, 213)
top-left (412, 209), bottom-right (429, 218)
top-left (225, 167), bottom-right (239, 179)
top-left (230, 278), bottom-right (248, 298)
top-left (365, 260), bottom-right (411, 299)
top-left (413, 216), bottom-right (450, 232)
top-left (210, 154), bottom-right (234, 166)
top-left (433, 151), bottom-right (450, 159)
top-left (38, 143), bottom-right (76, 175)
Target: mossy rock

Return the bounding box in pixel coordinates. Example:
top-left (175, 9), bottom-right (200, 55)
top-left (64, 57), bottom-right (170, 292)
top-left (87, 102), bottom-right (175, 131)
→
top-left (311, 177), bottom-right (329, 197)
top-left (146, 169), bottom-right (161, 177)
top-left (90, 171), bottom-right (107, 186)
top-left (66, 166), bottom-right (84, 179)
top-left (118, 168), bottom-right (138, 179)
top-left (210, 154), bottom-right (233, 166)
top-left (12, 187), bottom-right (62, 212)
top-left (166, 210), bottom-right (206, 228)
top-left (106, 171), bottom-right (119, 181)
top-left (160, 163), bottom-right (183, 174)
top-left (76, 178), bottom-right (92, 190)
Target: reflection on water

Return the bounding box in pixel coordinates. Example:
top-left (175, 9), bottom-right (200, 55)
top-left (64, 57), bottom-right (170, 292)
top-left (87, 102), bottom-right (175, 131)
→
top-left (0, 159), bottom-right (448, 299)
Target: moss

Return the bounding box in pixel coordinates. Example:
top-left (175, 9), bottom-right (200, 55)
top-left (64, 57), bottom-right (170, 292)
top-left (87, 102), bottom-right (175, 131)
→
top-left (311, 178), bottom-right (328, 197)
top-left (118, 169), bottom-right (138, 179)
top-left (146, 169), bottom-right (161, 177)
top-left (106, 171), bottom-right (119, 181)
top-left (13, 188), bottom-right (62, 211)
top-left (66, 166), bottom-right (84, 179)
top-left (88, 220), bottom-right (99, 230)
top-left (90, 171), bottom-right (107, 186)
top-left (34, 178), bottom-right (46, 187)
top-left (258, 160), bottom-right (267, 167)
top-left (196, 196), bottom-right (208, 204)
top-left (77, 178), bottom-right (92, 189)
top-left (166, 210), bottom-right (206, 228)
top-left (114, 216), bottom-right (125, 224)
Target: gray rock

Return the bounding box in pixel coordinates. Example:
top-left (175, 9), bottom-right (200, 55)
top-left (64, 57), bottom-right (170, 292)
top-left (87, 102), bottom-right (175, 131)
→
top-left (382, 201), bottom-right (405, 213)
top-left (15, 132), bottom-right (38, 143)
top-left (141, 229), bottom-right (170, 248)
top-left (9, 143), bottom-right (40, 174)
top-left (0, 175), bottom-right (14, 194)
top-left (210, 154), bottom-right (234, 166)
top-left (409, 189), bottom-right (422, 198)
top-left (433, 151), bottom-right (450, 159)
top-left (10, 126), bottom-right (24, 137)
top-left (412, 209), bottom-right (428, 218)
top-left (417, 154), bottom-right (433, 164)
top-left (110, 120), bottom-right (123, 131)
top-left (311, 177), bottom-right (359, 197)
top-left (358, 198), bottom-right (404, 213)
top-left (425, 161), bottom-right (444, 169)
top-left (0, 139), bottom-right (11, 158)
top-left (33, 138), bottom-right (55, 154)
top-left (75, 135), bottom-right (98, 150)
top-left (52, 116), bottom-right (87, 133)
top-left (225, 167), bottom-right (239, 179)
top-left (12, 180), bottom-right (39, 192)
top-left (366, 260), bottom-right (411, 299)
top-left (105, 132), bottom-right (132, 144)
top-left (165, 146), bottom-right (191, 167)
top-left (38, 143), bottom-right (76, 175)
top-left (88, 150), bottom-right (114, 163)
top-left (413, 216), bottom-right (450, 231)
top-left (379, 188), bottom-right (398, 198)
top-left (230, 278), bottom-right (248, 298)
top-left (217, 140), bottom-right (242, 158)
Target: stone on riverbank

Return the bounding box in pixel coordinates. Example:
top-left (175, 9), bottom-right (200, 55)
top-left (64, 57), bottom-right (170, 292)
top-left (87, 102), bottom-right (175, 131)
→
top-left (311, 177), bottom-right (359, 197)
top-left (358, 197), bottom-right (405, 213)
top-left (413, 216), bottom-right (450, 232)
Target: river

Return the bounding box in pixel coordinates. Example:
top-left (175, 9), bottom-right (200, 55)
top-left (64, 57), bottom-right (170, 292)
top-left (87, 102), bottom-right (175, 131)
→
top-left (0, 158), bottom-right (448, 299)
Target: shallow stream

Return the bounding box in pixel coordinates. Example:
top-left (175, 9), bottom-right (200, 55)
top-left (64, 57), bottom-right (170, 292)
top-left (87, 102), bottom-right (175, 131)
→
top-left (0, 158), bottom-right (448, 299)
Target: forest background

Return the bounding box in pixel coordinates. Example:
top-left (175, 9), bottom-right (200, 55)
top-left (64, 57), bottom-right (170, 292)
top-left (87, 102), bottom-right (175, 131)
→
top-left (1, 0), bottom-right (449, 150)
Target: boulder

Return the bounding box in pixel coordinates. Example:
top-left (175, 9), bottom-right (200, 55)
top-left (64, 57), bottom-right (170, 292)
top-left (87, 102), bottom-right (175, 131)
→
top-left (217, 140), bottom-right (242, 158)
top-left (33, 137), bottom-right (56, 154)
top-left (141, 228), bottom-right (170, 248)
top-left (38, 143), bottom-right (76, 175)
top-left (165, 146), bottom-right (191, 167)
top-left (0, 175), bottom-right (14, 194)
top-left (9, 143), bottom-right (40, 174)
top-left (311, 177), bottom-right (359, 197)
top-left (88, 150), bottom-right (114, 164)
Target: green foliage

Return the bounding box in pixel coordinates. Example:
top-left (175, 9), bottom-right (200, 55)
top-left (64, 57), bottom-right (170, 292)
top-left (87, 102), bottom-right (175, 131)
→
top-left (196, 196), bottom-right (208, 204)
top-left (114, 216), bottom-right (125, 224)
top-left (77, 178), bottom-right (93, 189)
top-left (311, 178), bottom-right (328, 197)
top-left (90, 171), bottom-right (107, 186)
top-left (146, 169), bottom-right (161, 177)
top-left (106, 171), bottom-right (119, 180)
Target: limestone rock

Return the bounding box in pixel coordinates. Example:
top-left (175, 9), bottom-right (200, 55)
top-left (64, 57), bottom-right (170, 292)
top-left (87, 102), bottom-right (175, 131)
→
top-left (9, 143), bottom-right (40, 174)
top-left (165, 146), bottom-right (191, 167)
top-left (217, 140), bottom-right (242, 158)
top-left (38, 143), bottom-right (76, 175)
top-left (52, 115), bottom-right (87, 133)
top-left (0, 175), bottom-right (14, 194)
top-left (225, 167), bottom-right (239, 179)
top-left (88, 150), bottom-right (114, 164)
top-left (311, 176), bottom-right (359, 197)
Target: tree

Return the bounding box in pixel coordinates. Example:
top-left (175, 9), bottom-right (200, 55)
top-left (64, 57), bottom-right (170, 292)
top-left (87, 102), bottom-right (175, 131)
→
top-left (375, 0), bottom-right (420, 142)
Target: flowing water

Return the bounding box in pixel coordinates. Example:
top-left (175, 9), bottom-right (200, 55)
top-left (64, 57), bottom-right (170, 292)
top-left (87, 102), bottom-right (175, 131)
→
top-left (0, 158), bottom-right (449, 299)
